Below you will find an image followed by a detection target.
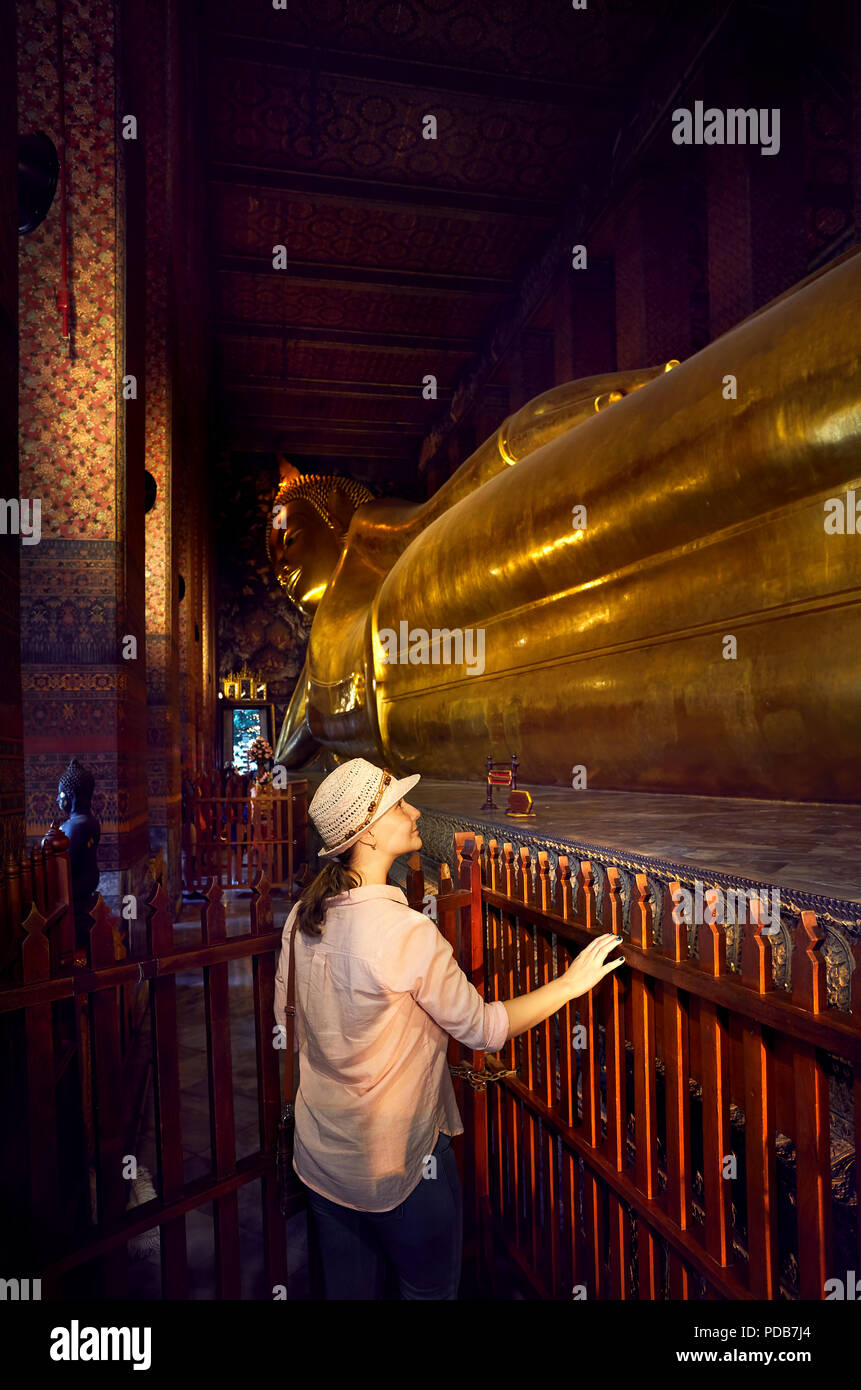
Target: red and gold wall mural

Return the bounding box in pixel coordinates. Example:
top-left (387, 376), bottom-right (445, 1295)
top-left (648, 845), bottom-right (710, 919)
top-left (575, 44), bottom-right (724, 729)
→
top-left (17, 0), bottom-right (150, 908)
top-left (0, 0), bottom-right (22, 865)
top-left (140, 0), bottom-right (180, 903)
top-left (16, 0), bottom-right (214, 910)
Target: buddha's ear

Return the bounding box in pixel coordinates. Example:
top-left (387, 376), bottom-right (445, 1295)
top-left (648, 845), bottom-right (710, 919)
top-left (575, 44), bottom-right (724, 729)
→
top-left (327, 483), bottom-right (356, 537)
top-left (278, 456), bottom-right (302, 487)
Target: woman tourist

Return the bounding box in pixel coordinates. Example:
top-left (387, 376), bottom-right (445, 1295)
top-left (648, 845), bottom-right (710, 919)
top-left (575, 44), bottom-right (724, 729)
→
top-left (274, 757), bottom-right (624, 1299)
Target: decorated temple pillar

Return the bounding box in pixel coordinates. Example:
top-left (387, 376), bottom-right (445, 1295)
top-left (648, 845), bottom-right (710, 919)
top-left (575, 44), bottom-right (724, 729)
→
top-left (444, 425), bottom-right (476, 485)
top-left (169, 0), bottom-right (217, 782)
top-left (0, 0), bottom-right (23, 863)
top-left (552, 257), bottom-right (616, 384)
top-left (177, 484), bottom-right (215, 775)
top-left (135, 0), bottom-right (182, 905)
top-left (16, 0), bottom-right (150, 912)
top-left (703, 13), bottom-right (806, 336)
top-left (614, 163), bottom-right (703, 368)
top-left (472, 397), bottom-right (507, 456)
top-left (507, 327), bottom-right (553, 414)
top-left (855, 6), bottom-right (861, 234)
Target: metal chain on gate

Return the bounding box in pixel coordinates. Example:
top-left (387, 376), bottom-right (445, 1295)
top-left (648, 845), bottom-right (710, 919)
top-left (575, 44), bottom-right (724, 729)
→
top-left (448, 1062), bottom-right (518, 1091)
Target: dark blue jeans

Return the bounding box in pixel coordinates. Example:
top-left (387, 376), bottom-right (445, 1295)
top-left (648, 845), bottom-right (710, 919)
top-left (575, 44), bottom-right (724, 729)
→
top-left (303, 1131), bottom-right (463, 1300)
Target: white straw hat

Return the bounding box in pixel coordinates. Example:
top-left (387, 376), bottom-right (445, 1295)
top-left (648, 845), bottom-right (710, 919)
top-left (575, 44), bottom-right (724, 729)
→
top-left (309, 758), bottom-right (421, 859)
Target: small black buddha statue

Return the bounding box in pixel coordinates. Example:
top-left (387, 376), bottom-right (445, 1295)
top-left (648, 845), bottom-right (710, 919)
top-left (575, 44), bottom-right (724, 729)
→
top-left (57, 758), bottom-right (101, 948)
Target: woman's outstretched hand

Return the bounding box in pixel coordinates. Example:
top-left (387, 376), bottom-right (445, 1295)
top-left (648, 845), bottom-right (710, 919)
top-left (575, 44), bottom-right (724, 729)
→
top-left (562, 933), bottom-right (625, 999)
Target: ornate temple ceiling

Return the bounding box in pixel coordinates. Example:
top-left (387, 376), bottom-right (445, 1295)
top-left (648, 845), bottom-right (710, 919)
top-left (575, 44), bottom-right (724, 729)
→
top-left (200, 0), bottom-right (709, 487)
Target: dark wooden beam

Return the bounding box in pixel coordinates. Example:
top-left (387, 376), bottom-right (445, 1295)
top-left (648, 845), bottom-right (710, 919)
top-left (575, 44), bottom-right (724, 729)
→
top-left (210, 177), bottom-right (553, 232)
top-left (204, 32), bottom-right (624, 109)
top-left (224, 415), bottom-right (429, 434)
top-left (221, 428), bottom-right (417, 460)
top-left (216, 322), bottom-right (476, 353)
top-left (218, 256), bottom-right (511, 297)
top-left (209, 164), bottom-right (559, 222)
top-left (221, 377), bottom-right (455, 402)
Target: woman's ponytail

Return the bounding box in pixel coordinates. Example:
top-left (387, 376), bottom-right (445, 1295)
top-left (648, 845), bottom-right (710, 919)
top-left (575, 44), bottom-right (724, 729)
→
top-left (295, 852), bottom-right (360, 936)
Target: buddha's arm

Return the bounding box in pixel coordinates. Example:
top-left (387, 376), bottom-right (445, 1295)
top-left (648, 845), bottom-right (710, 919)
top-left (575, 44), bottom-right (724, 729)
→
top-left (274, 658), bottom-right (318, 767)
top-left (411, 363), bottom-right (679, 537)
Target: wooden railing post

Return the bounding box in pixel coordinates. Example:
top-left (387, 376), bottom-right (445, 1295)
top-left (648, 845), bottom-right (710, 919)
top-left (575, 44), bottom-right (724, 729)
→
top-left (629, 873), bottom-right (659, 1298)
top-left (578, 860), bottom-right (597, 932)
top-left (516, 844), bottom-right (534, 906)
top-left (5, 852), bottom-right (23, 976)
top-left (201, 877), bottom-right (241, 1298)
top-left (284, 785), bottom-right (293, 888)
top-left (740, 897), bottom-right (778, 1298)
top-left (405, 852), bottom-right (424, 912)
top-left (22, 903), bottom-right (60, 1260)
top-left (249, 867), bottom-right (286, 1293)
top-left (576, 864), bottom-right (605, 1298)
top-left (145, 881), bottom-right (188, 1299)
top-left (40, 820), bottom-right (75, 969)
top-left (534, 852), bottom-right (558, 1293)
top-left (554, 854), bottom-right (573, 920)
top-left (486, 838), bottom-right (500, 892)
top-left (554, 842), bottom-right (581, 1302)
top-left (501, 842), bottom-right (516, 898)
top-left (556, 857), bottom-right (578, 1139)
top-left (494, 843), bottom-right (522, 1256)
top-left (853, 937), bottom-right (861, 1279)
top-left (511, 843), bottom-right (541, 1275)
top-left (697, 887), bottom-right (732, 1270)
top-left (600, 867), bottom-right (629, 1298)
top-left (250, 867), bottom-right (273, 937)
top-left (453, 831), bottom-right (492, 1296)
top-left (87, 895), bottom-right (128, 1296)
top-left (662, 880), bottom-right (692, 1297)
top-left (791, 909), bottom-right (832, 1298)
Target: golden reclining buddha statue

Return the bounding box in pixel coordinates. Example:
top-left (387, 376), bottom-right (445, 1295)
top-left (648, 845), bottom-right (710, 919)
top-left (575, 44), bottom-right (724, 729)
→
top-left (271, 246), bottom-right (861, 801)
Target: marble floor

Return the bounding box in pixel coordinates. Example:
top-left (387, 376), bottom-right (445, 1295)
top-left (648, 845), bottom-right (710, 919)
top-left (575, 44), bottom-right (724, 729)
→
top-left (409, 780), bottom-right (861, 904)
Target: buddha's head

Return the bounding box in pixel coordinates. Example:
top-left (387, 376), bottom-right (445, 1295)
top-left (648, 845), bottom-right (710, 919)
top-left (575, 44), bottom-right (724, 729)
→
top-left (58, 758), bottom-right (95, 817)
top-left (267, 460), bottom-right (374, 620)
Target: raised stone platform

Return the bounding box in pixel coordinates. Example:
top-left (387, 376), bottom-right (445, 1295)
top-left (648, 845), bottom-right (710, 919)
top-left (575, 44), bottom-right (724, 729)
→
top-left (291, 766), bottom-right (861, 1006)
top-left (411, 780), bottom-right (861, 905)
top-left (405, 781), bottom-right (861, 1010)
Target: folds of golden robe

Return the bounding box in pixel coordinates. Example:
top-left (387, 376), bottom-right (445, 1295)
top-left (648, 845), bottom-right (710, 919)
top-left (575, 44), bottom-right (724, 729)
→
top-left (277, 247), bottom-right (861, 799)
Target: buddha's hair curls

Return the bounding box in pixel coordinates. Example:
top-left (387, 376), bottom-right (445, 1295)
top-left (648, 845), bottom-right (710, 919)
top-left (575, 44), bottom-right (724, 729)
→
top-left (272, 473), bottom-right (374, 531)
top-left (59, 758), bottom-right (95, 811)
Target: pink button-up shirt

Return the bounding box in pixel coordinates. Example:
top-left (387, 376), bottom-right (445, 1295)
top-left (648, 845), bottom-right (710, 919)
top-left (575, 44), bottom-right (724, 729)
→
top-left (273, 883), bottom-right (510, 1212)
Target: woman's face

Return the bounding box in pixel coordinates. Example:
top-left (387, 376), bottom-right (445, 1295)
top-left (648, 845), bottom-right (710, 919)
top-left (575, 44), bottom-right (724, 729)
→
top-left (370, 796), bottom-right (422, 857)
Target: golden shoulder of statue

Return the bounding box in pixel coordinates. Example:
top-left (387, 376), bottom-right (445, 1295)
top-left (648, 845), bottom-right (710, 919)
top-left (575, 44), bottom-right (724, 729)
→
top-left (272, 248), bottom-right (861, 801)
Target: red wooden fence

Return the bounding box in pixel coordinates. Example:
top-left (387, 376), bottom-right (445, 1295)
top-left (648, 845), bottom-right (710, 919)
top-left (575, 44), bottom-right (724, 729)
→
top-left (5, 798), bottom-right (856, 1301)
top-left (0, 821), bottom-right (77, 979)
top-left (182, 774), bottom-right (308, 892)
top-left (0, 833), bottom-right (137, 1275)
top-left (406, 833), bottom-right (861, 1301)
top-left (0, 782), bottom-right (314, 1298)
top-left (0, 871), bottom-right (311, 1296)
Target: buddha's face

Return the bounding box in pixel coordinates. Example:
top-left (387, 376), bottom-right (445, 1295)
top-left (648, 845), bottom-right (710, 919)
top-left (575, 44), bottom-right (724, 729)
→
top-left (269, 497), bottom-right (345, 619)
